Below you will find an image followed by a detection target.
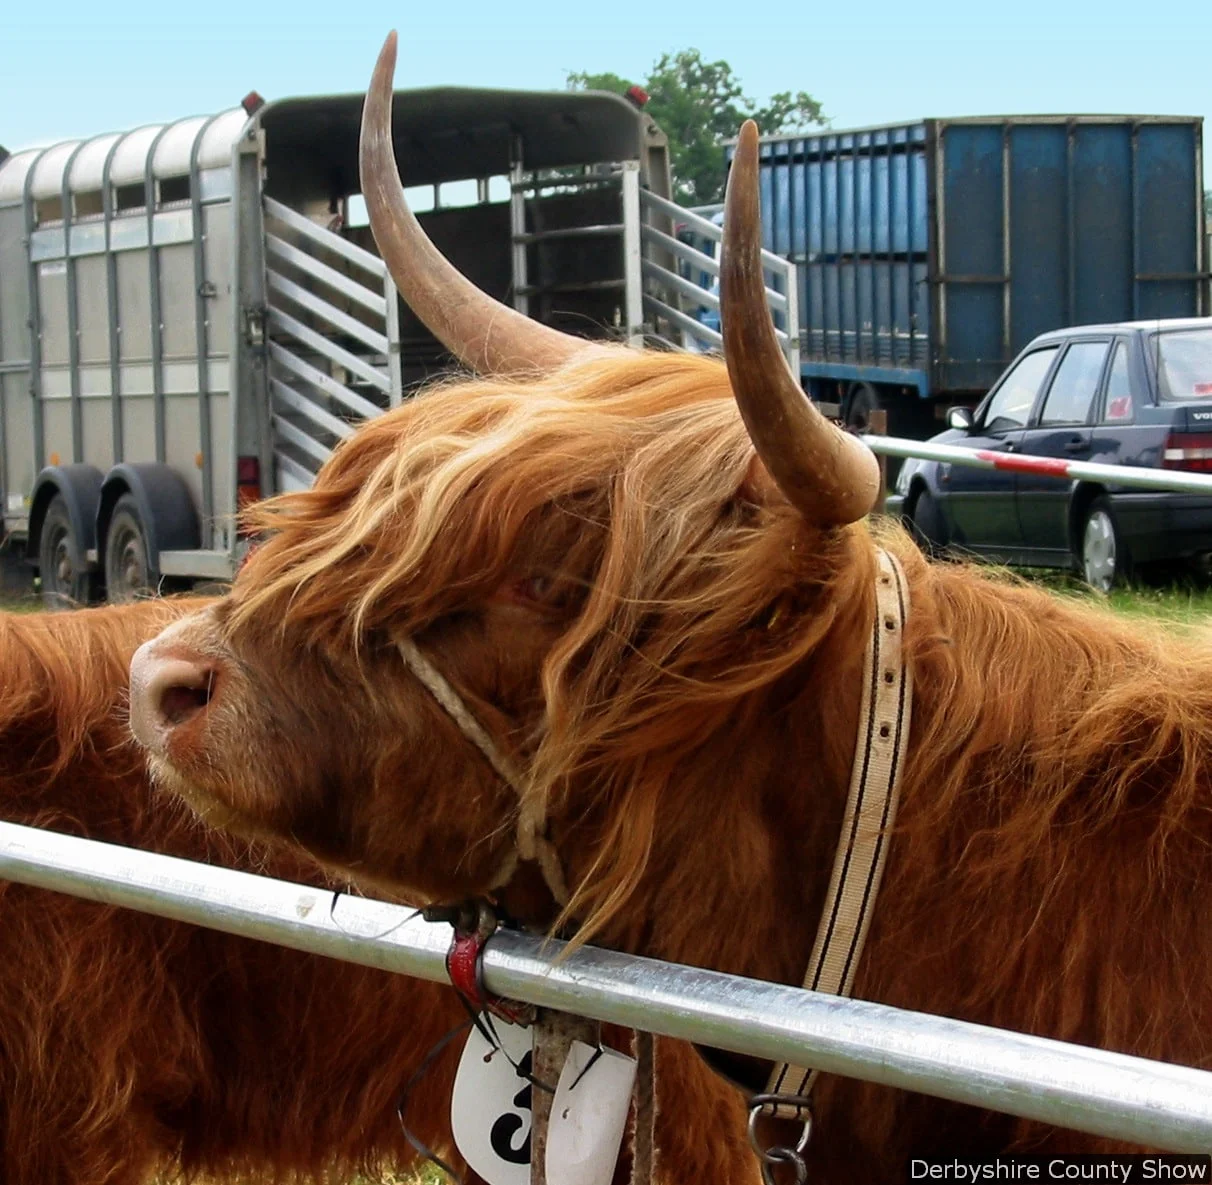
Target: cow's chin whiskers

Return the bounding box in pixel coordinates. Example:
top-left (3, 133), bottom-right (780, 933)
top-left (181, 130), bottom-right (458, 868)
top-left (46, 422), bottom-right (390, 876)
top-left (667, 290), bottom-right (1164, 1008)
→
top-left (146, 758), bottom-right (280, 848)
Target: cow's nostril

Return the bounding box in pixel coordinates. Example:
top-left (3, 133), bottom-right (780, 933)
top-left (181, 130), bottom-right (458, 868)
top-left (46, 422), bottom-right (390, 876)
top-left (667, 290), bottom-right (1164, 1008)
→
top-left (130, 639), bottom-right (223, 753)
top-left (158, 679), bottom-right (214, 727)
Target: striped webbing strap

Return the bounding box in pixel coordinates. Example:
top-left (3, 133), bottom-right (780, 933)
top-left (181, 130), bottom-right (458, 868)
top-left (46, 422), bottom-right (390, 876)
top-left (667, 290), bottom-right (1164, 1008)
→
top-left (765, 547), bottom-right (912, 1119)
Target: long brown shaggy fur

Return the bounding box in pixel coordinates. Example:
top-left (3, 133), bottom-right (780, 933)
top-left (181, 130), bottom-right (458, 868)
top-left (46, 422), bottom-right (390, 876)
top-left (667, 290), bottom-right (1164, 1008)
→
top-left (0, 597), bottom-right (756, 1185)
top-left (0, 599), bottom-right (472, 1185)
top-left (137, 348), bottom-right (1212, 1180)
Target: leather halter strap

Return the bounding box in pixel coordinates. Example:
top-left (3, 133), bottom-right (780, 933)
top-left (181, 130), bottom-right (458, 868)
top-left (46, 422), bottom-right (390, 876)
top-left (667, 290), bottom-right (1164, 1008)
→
top-left (763, 546), bottom-right (912, 1118)
top-left (395, 636), bottom-right (570, 905)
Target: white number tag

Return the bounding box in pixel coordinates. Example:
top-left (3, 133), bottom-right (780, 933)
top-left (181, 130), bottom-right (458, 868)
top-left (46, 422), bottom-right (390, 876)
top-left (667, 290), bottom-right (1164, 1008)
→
top-left (546, 1040), bottom-right (637, 1185)
top-left (451, 1018), bottom-right (534, 1185)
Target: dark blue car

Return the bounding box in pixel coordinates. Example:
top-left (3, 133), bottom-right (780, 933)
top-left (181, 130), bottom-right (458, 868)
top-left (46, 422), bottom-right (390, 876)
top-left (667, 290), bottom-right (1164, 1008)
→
top-left (887, 319), bottom-right (1212, 591)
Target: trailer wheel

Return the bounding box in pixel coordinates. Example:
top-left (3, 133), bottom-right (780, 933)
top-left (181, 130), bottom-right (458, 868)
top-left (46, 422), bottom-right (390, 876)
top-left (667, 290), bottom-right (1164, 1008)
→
top-left (38, 495), bottom-right (91, 610)
top-left (104, 494), bottom-right (156, 603)
top-left (845, 383), bottom-right (881, 431)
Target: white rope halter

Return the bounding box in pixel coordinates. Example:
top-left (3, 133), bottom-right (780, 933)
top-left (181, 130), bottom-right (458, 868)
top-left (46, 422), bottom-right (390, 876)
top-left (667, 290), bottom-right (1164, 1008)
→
top-left (395, 636), bottom-right (570, 905)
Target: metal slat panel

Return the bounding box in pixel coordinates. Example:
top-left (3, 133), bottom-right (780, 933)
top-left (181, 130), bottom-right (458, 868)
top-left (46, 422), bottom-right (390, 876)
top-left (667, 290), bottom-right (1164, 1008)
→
top-left (270, 378), bottom-right (355, 441)
top-left (642, 294), bottom-right (722, 348)
top-left (267, 271), bottom-right (390, 355)
top-left (271, 413), bottom-right (334, 466)
top-left (267, 309), bottom-right (391, 394)
top-left (267, 342), bottom-right (383, 421)
top-left (265, 235), bottom-right (387, 317)
top-left (264, 197), bottom-right (386, 278)
top-left (641, 263), bottom-right (721, 315)
top-left (641, 225), bottom-right (720, 279)
top-left (274, 451), bottom-right (315, 492)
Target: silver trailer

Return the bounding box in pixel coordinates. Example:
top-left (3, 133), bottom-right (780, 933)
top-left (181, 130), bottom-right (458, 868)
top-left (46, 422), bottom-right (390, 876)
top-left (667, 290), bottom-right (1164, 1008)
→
top-left (0, 86), bottom-right (796, 605)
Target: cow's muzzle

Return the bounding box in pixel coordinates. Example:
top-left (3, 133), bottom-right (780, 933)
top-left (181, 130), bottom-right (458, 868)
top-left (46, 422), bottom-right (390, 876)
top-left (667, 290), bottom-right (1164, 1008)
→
top-left (129, 634), bottom-right (219, 754)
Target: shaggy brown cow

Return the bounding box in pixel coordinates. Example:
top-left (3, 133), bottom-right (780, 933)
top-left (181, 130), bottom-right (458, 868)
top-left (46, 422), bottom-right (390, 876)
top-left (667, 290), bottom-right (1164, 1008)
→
top-left (127, 32), bottom-right (1212, 1184)
top-left (1, 598), bottom-right (753, 1185)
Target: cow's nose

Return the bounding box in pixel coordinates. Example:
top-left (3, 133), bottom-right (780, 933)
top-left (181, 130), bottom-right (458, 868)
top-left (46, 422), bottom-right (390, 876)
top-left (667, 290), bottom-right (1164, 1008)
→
top-left (129, 640), bottom-right (218, 751)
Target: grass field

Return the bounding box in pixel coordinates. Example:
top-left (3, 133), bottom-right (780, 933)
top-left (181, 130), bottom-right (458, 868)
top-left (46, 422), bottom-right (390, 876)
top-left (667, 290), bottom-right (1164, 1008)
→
top-left (1014, 569), bottom-right (1212, 628)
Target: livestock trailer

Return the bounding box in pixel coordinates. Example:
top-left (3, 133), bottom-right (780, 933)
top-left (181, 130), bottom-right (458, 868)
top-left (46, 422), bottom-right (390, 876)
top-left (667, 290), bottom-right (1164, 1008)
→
top-left (736, 116), bottom-right (1209, 436)
top-left (0, 87), bottom-right (794, 604)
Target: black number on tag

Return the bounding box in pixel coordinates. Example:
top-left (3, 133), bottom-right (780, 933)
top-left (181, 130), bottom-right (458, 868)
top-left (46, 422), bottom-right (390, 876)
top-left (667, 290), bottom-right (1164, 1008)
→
top-left (489, 1050), bottom-right (533, 1165)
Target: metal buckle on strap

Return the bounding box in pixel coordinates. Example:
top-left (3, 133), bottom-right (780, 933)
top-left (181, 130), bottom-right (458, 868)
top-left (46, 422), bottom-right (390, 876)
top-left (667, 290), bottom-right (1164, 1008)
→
top-left (748, 1094), bottom-right (812, 1185)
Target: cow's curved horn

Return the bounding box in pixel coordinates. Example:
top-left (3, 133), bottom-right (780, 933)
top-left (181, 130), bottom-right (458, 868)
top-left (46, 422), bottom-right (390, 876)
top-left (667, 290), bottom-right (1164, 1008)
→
top-left (360, 32), bottom-right (598, 376)
top-left (721, 121), bottom-right (880, 526)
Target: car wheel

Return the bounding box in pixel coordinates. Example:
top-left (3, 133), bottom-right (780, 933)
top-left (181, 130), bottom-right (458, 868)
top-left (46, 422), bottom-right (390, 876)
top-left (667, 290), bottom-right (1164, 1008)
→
top-left (37, 495), bottom-right (91, 610)
top-left (104, 494), bottom-right (156, 603)
top-left (1079, 498), bottom-right (1129, 594)
top-left (908, 488), bottom-right (948, 555)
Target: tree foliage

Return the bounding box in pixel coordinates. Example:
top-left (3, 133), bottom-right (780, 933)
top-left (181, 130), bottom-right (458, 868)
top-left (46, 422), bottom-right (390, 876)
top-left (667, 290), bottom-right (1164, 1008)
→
top-left (568, 50), bottom-right (824, 205)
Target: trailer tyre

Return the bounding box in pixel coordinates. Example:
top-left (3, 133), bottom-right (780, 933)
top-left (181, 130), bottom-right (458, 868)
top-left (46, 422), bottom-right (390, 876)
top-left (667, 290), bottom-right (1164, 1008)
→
top-left (845, 383), bottom-right (881, 432)
top-left (38, 495), bottom-right (91, 610)
top-left (104, 494), bottom-right (157, 603)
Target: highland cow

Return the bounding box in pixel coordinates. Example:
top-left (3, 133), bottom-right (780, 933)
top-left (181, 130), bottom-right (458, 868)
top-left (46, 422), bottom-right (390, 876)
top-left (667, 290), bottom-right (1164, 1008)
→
top-left (127, 32), bottom-right (1212, 1185)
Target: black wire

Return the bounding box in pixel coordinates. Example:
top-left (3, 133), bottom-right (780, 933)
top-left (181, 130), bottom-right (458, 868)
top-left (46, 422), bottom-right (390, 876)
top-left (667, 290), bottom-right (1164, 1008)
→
top-left (326, 888), bottom-right (424, 941)
top-left (396, 1017), bottom-right (476, 1185)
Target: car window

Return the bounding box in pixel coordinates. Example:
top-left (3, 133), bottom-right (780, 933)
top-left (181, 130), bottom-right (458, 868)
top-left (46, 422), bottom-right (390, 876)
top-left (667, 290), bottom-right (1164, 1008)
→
top-left (1150, 328), bottom-right (1212, 402)
top-left (980, 347), bottom-right (1059, 432)
top-left (1038, 341), bottom-right (1109, 426)
top-left (1102, 342), bottom-right (1133, 423)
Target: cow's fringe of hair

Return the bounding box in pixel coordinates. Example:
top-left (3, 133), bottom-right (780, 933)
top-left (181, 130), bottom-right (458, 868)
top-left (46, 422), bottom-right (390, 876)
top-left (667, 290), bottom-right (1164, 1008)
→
top-left (230, 351), bottom-right (882, 944)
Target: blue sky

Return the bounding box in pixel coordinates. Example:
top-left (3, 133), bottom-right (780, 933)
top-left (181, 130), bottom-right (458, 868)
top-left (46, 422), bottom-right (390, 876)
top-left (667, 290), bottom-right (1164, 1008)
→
top-left (4, 0), bottom-right (1211, 187)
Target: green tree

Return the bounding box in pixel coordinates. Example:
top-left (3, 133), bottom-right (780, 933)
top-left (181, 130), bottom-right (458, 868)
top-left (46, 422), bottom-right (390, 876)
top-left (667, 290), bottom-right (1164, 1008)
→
top-left (568, 50), bottom-right (824, 205)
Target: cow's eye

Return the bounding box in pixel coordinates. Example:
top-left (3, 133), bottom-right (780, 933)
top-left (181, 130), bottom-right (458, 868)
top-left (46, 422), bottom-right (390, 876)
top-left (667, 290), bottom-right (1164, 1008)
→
top-left (515, 575), bottom-right (553, 604)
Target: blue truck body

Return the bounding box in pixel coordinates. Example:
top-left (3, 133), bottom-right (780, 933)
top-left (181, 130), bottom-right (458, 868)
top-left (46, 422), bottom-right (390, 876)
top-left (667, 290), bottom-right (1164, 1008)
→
top-left (732, 117), bottom-right (1208, 435)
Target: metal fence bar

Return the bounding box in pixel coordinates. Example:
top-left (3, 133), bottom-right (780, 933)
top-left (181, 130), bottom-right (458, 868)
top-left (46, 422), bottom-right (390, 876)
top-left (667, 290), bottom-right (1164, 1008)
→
top-left (862, 433), bottom-right (1212, 496)
top-left (1, 821), bottom-right (1211, 1151)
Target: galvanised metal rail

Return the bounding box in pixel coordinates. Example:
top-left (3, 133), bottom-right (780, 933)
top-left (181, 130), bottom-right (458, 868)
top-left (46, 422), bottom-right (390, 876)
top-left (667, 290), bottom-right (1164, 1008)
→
top-left (861, 433), bottom-right (1212, 495)
top-left (1, 820), bottom-right (1210, 1151)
